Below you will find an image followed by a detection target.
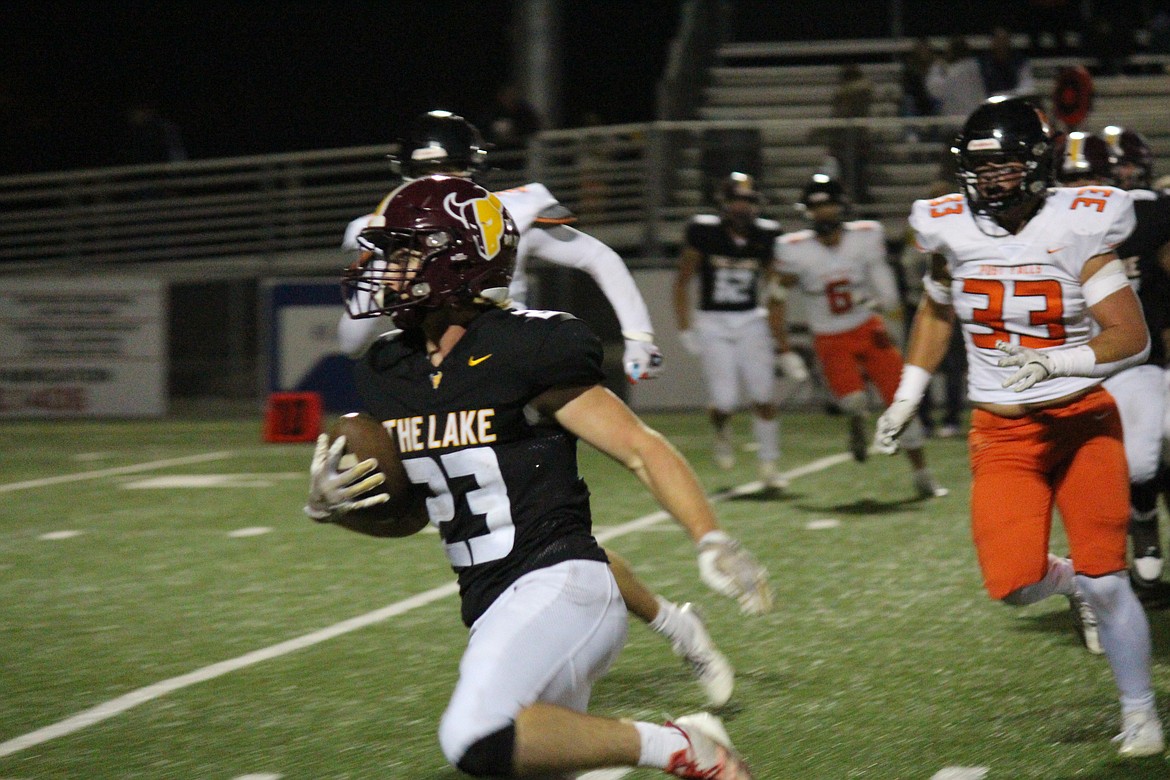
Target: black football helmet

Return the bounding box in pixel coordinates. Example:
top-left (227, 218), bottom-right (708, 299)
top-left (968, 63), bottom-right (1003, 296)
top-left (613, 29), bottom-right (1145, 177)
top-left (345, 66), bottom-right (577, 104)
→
top-left (343, 175), bottom-right (518, 329)
top-left (717, 172), bottom-right (763, 204)
top-left (797, 174), bottom-right (849, 235)
top-left (798, 174), bottom-right (848, 210)
top-left (1058, 131), bottom-right (1111, 184)
top-left (1102, 125), bottom-right (1153, 190)
top-left (953, 97), bottom-right (1056, 217)
top-left (389, 110), bottom-right (489, 180)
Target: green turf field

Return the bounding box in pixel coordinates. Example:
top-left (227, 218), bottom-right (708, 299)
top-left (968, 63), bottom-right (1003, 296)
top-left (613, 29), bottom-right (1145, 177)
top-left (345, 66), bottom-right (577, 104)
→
top-left (1, 411), bottom-right (1168, 779)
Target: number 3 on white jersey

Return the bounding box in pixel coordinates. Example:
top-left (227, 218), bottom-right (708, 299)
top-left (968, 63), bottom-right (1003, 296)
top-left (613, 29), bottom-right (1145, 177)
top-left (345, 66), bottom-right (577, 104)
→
top-left (402, 447), bottom-right (516, 567)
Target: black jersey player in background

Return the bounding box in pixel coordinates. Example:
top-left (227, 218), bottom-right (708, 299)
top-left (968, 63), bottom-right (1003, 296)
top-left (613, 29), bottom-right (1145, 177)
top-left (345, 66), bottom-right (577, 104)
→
top-left (1100, 127), bottom-right (1170, 595)
top-left (673, 172), bottom-right (808, 488)
top-left (302, 174), bottom-right (766, 779)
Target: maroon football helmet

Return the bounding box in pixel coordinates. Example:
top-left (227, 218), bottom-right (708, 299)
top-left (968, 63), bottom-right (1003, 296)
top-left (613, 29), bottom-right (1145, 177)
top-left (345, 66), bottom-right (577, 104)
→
top-left (343, 175), bottom-right (518, 329)
top-left (1102, 126), bottom-right (1153, 190)
top-left (1058, 131), bottom-right (1111, 184)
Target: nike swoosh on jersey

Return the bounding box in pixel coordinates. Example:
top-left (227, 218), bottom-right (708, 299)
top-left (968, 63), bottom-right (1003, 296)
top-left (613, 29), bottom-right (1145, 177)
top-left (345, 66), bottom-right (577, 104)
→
top-left (1047, 246), bottom-right (1067, 253)
top-left (468, 354), bottom-right (493, 366)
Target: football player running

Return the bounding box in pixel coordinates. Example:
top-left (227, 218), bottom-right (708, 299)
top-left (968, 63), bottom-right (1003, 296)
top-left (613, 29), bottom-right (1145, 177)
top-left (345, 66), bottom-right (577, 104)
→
top-left (1082, 127), bottom-right (1170, 593)
top-left (673, 172), bottom-right (808, 489)
top-left (339, 110), bottom-right (662, 384)
top-left (877, 97), bottom-right (1162, 757)
top-left (337, 110), bottom-right (735, 709)
top-left (773, 174), bottom-right (947, 498)
top-left (308, 174), bottom-right (767, 777)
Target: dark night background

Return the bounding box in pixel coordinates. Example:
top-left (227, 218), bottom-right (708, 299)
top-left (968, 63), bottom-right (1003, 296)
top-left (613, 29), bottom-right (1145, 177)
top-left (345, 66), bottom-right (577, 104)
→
top-left (0, 0), bottom-right (1155, 176)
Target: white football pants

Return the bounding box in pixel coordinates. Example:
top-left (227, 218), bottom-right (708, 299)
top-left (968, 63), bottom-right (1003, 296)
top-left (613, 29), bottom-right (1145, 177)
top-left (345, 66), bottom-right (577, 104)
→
top-left (1104, 365), bottom-right (1166, 484)
top-left (693, 310), bottom-right (776, 412)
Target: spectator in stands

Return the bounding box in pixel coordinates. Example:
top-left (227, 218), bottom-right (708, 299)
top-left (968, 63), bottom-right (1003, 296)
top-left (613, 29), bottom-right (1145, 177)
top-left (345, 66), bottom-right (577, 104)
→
top-left (483, 83), bottom-right (543, 170)
top-left (1083, 17), bottom-right (1137, 76)
top-left (823, 64), bottom-right (875, 203)
top-left (1022, 0), bottom-right (1078, 54)
top-left (978, 27), bottom-right (1037, 98)
top-left (926, 37), bottom-right (986, 121)
top-left (119, 103), bottom-right (188, 165)
top-left (899, 37), bottom-right (939, 141)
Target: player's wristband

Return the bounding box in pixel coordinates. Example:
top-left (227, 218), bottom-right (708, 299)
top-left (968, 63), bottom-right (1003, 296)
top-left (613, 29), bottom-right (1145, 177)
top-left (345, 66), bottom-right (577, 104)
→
top-left (622, 330), bottom-right (655, 343)
top-left (1043, 342), bottom-right (1152, 379)
top-left (698, 530), bottom-right (731, 548)
top-left (893, 364), bottom-right (932, 403)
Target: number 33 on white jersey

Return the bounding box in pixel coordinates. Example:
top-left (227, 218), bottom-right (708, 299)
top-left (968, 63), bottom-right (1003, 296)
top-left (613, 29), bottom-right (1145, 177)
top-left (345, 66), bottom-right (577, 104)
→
top-left (909, 185), bottom-right (1136, 405)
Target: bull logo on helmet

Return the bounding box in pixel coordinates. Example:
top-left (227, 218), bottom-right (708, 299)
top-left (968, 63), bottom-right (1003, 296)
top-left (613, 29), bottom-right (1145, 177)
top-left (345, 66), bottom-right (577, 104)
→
top-left (443, 191), bottom-right (508, 259)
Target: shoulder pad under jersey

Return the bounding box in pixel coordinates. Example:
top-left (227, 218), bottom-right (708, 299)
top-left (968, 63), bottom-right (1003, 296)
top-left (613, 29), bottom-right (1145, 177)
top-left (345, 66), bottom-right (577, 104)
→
top-left (778, 228), bottom-right (817, 245)
top-left (534, 202), bottom-right (577, 226)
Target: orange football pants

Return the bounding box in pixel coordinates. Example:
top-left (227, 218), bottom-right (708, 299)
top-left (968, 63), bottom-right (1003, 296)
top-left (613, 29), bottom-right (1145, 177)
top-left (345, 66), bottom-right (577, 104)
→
top-left (812, 315), bottom-right (904, 403)
top-left (968, 386), bottom-right (1129, 600)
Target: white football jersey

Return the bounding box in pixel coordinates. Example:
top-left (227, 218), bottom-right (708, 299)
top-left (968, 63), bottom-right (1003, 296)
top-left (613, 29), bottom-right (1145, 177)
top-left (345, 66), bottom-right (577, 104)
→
top-left (773, 220), bottom-right (896, 335)
top-left (910, 186), bottom-right (1136, 404)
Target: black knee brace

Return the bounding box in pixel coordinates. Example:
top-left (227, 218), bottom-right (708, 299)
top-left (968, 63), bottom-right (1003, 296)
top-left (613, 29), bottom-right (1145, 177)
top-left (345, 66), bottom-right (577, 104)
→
top-left (456, 723), bottom-right (516, 777)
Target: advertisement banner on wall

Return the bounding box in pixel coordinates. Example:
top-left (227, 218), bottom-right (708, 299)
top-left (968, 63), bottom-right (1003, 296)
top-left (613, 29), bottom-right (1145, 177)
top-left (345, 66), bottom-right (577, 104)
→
top-left (262, 278), bottom-right (363, 412)
top-left (0, 277), bottom-right (167, 417)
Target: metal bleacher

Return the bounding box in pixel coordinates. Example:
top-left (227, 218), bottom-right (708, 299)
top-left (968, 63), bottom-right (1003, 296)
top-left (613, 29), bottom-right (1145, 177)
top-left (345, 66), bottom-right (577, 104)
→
top-left (1, 38), bottom-right (1168, 278)
top-left (695, 37), bottom-right (1170, 239)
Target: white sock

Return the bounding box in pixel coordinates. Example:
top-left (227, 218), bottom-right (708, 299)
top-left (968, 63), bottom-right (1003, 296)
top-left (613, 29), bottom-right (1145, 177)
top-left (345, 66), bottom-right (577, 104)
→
top-left (648, 596), bottom-right (691, 652)
top-left (1076, 572), bottom-right (1155, 708)
top-left (1002, 555), bottom-right (1074, 605)
top-left (634, 721), bottom-right (690, 768)
top-left (752, 416), bottom-right (779, 462)
top-left (648, 596), bottom-right (679, 634)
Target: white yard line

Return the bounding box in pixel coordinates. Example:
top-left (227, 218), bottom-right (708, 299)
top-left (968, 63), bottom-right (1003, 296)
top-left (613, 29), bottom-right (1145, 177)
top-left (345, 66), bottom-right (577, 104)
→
top-left (0, 453), bottom-right (848, 758)
top-left (0, 452), bottom-right (234, 493)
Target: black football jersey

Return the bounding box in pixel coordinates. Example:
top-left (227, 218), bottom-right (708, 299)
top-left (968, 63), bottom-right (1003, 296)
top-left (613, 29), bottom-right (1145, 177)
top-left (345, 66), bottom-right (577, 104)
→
top-left (353, 307), bottom-right (609, 626)
top-left (684, 214), bottom-right (781, 312)
top-left (1118, 191), bottom-right (1170, 367)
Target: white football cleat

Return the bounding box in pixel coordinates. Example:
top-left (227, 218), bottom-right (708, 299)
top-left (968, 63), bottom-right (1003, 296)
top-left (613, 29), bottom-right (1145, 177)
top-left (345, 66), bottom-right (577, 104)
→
top-left (1067, 588), bottom-right (1103, 655)
top-left (758, 460), bottom-right (788, 490)
top-left (665, 713), bottom-right (754, 779)
top-left (671, 603), bottom-right (735, 708)
top-left (1113, 708), bottom-right (1165, 758)
top-left (912, 469), bottom-right (948, 499)
top-left (713, 431), bottom-right (736, 470)
top-left (1130, 519), bottom-right (1163, 585)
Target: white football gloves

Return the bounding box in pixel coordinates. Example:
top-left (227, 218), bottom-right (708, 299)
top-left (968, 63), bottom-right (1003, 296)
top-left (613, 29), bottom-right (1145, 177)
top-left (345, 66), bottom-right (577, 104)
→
top-left (304, 434), bottom-right (388, 522)
top-left (995, 341), bottom-right (1055, 392)
top-left (874, 398), bottom-right (919, 455)
top-left (775, 350), bottom-right (810, 382)
top-left (697, 531), bottom-right (774, 615)
top-left (623, 338), bottom-right (665, 384)
top-left (678, 329), bottom-right (702, 356)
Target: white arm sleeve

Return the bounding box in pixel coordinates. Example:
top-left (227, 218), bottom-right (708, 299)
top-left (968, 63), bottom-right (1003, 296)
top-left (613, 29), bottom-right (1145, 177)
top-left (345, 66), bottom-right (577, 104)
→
top-left (523, 225), bottom-right (655, 336)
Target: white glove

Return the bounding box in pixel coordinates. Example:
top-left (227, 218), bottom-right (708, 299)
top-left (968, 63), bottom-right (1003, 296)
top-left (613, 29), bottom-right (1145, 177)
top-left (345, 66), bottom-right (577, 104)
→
top-left (304, 434), bottom-right (388, 522)
top-left (697, 531), bottom-right (774, 615)
top-left (776, 350), bottom-right (810, 382)
top-left (623, 339), bottom-right (664, 383)
top-left (996, 341), bottom-right (1055, 392)
top-left (678, 329), bottom-right (702, 355)
top-left (874, 398), bottom-right (919, 455)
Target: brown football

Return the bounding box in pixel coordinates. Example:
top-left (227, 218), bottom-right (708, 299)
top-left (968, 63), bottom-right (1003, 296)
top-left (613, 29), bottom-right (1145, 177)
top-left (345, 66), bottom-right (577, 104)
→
top-left (328, 412), bottom-right (427, 536)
